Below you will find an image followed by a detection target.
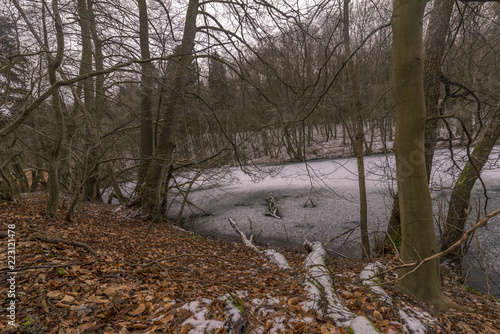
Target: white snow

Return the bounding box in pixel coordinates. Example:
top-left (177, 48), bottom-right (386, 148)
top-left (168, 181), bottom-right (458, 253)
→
top-left (398, 309), bottom-right (426, 334)
top-left (359, 262), bottom-right (392, 305)
top-left (303, 241), bottom-right (379, 333)
top-left (180, 300), bottom-right (225, 333)
top-left (263, 249), bottom-right (291, 270)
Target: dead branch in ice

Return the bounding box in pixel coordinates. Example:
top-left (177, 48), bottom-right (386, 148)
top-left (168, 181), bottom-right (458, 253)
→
top-left (266, 192), bottom-right (281, 219)
top-left (304, 195), bottom-right (316, 207)
top-left (303, 240), bottom-right (379, 334)
top-left (228, 218), bottom-right (291, 271)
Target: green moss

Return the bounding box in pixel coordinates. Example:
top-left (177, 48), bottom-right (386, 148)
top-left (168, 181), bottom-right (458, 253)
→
top-left (464, 285), bottom-right (482, 294)
top-left (456, 164), bottom-right (471, 187)
top-left (228, 294), bottom-right (245, 314)
top-left (192, 234), bottom-right (202, 241)
top-left (57, 267), bottom-right (66, 276)
top-left (386, 232), bottom-right (401, 251)
top-left (347, 328), bottom-right (355, 334)
top-left (21, 316), bottom-right (35, 326)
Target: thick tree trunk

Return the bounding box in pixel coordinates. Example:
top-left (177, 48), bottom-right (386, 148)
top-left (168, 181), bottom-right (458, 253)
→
top-left (442, 104), bottom-right (500, 265)
top-left (387, 0), bottom-right (455, 243)
top-left (142, 0), bottom-right (199, 213)
top-left (344, 0), bottom-right (370, 258)
top-left (391, 0), bottom-right (451, 308)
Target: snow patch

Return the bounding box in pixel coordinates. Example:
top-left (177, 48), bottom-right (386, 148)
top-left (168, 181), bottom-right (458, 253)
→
top-left (264, 249), bottom-right (291, 270)
top-left (399, 309), bottom-right (426, 334)
top-left (180, 300), bottom-right (225, 333)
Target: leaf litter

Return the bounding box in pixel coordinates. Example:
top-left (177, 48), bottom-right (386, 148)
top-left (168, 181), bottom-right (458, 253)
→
top-left (0, 192), bottom-right (499, 333)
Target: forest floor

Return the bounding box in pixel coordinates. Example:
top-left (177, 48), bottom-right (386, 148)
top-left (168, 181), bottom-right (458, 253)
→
top-left (0, 193), bottom-right (499, 334)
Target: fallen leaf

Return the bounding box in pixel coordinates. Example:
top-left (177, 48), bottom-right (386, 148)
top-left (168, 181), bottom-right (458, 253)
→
top-left (132, 303), bottom-right (146, 316)
top-left (47, 291), bottom-right (61, 299)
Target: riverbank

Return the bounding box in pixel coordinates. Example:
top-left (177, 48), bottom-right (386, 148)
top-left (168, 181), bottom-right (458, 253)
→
top-left (1, 193), bottom-right (499, 333)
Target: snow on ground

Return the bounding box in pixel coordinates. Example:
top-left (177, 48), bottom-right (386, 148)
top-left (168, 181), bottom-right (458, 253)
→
top-left (181, 300), bottom-right (225, 333)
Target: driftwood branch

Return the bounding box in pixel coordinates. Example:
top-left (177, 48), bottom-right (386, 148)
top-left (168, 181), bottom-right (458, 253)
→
top-left (266, 192), bottom-right (281, 219)
top-left (399, 207), bottom-right (500, 275)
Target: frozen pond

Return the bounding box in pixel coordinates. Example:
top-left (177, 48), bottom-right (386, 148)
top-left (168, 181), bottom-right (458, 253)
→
top-left (174, 146), bottom-right (500, 297)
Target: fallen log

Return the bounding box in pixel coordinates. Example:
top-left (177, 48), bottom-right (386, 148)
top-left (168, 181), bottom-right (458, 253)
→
top-left (360, 263), bottom-right (428, 333)
top-left (228, 218), bottom-right (290, 271)
top-left (303, 241), bottom-right (379, 334)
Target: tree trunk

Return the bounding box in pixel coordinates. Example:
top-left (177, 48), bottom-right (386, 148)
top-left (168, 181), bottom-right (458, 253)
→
top-left (78, 0), bottom-right (100, 201)
top-left (423, 0), bottom-right (455, 181)
top-left (137, 0), bottom-right (154, 188)
top-left (387, 0), bottom-right (455, 243)
top-left (46, 0), bottom-right (65, 218)
top-left (344, 0), bottom-right (370, 258)
top-left (442, 104), bottom-right (500, 265)
top-left (88, 0), bottom-right (125, 203)
top-left (142, 0), bottom-right (199, 213)
top-left (391, 0), bottom-right (451, 308)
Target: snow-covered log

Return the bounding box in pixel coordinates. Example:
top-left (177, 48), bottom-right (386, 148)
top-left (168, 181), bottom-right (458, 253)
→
top-left (303, 241), bottom-right (379, 334)
top-left (228, 218), bottom-right (291, 271)
top-left (359, 262), bottom-right (393, 305)
top-left (360, 262), bottom-right (429, 334)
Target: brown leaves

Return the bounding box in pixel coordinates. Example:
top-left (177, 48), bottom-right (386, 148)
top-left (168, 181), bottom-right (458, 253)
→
top-left (1, 193), bottom-right (498, 333)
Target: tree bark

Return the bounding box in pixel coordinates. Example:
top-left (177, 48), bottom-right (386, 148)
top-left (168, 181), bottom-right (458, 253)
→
top-left (442, 104), bottom-right (500, 265)
top-left (387, 0), bottom-right (455, 242)
top-left (142, 0), bottom-right (199, 213)
top-left (391, 0), bottom-right (451, 308)
top-left (423, 0), bottom-right (455, 181)
top-left (46, 0), bottom-right (65, 218)
top-left (137, 0), bottom-right (154, 188)
top-left (77, 0), bottom-right (100, 201)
